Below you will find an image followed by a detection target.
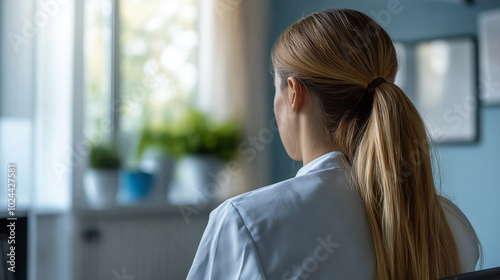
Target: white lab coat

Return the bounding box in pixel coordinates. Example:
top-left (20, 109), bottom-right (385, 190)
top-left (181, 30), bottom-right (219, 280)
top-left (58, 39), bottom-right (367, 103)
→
top-left (187, 151), bottom-right (479, 279)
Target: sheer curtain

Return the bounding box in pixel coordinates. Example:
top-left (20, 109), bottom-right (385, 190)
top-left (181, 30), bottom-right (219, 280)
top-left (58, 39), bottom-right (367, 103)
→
top-left (198, 0), bottom-right (270, 196)
top-left (0, 0), bottom-right (73, 211)
top-left (0, 0), bottom-right (36, 210)
top-left (0, 1), bottom-right (75, 280)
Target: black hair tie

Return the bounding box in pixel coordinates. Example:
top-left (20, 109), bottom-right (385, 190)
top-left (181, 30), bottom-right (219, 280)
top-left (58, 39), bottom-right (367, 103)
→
top-left (366, 77), bottom-right (386, 95)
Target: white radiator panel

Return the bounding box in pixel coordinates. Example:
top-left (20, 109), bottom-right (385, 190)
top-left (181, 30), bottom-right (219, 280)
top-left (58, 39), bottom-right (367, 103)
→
top-left (77, 214), bottom-right (208, 280)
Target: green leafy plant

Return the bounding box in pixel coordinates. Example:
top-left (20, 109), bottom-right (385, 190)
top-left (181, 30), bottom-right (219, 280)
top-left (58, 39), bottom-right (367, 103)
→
top-left (137, 108), bottom-right (241, 161)
top-left (89, 143), bottom-right (121, 169)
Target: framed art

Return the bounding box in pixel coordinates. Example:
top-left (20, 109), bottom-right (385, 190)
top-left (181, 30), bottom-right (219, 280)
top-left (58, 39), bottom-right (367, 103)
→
top-left (478, 8), bottom-right (500, 105)
top-left (412, 37), bottom-right (477, 144)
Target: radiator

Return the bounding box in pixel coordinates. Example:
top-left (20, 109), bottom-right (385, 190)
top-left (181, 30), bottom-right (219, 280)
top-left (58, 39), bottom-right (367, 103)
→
top-left (76, 211), bottom-right (209, 280)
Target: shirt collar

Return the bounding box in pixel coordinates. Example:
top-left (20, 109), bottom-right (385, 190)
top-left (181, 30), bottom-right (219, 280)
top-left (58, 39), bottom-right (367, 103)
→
top-left (295, 151), bottom-right (347, 177)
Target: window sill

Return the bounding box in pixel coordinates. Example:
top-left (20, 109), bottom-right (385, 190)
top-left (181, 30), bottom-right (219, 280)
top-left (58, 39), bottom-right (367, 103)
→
top-left (73, 201), bottom-right (216, 219)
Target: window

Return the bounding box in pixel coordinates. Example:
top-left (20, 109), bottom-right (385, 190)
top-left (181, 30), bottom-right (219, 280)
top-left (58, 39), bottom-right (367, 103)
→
top-left (84, 0), bottom-right (199, 162)
top-left (84, 0), bottom-right (113, 143)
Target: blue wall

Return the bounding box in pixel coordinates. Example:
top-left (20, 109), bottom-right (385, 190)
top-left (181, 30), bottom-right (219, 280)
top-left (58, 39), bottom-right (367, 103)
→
top-left (267, 0), bottom-right (500, 269)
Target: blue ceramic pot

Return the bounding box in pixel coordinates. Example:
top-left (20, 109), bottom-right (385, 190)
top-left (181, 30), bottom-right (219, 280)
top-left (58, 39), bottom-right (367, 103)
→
top-left (120, 170), bottom-right (154, 203)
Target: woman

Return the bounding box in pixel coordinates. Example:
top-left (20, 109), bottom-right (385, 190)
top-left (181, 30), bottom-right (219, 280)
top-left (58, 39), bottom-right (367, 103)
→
top-left (187, 9), bottom-right (479, 280)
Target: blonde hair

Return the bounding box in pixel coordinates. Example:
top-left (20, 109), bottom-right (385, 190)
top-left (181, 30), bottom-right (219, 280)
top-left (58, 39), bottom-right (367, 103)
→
top-left (272, 9), bottom-right (466, 280)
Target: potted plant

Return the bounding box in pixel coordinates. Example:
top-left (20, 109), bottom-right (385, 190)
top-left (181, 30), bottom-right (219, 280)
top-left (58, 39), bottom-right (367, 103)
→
top-left (135, 127), bottom-right (176, 203)
top-left (158, 107), bottom-right (241, 205)
top-left (84, 143), bottom-right (121, 208)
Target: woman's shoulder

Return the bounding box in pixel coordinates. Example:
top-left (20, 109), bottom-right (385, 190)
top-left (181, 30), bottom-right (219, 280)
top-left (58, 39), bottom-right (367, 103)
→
top-left (215, 176), bottom-right (300, 218)
top-left (438, 195), bottom-right (480, 272)
top-left (205, 171), bottom-right (374, 279)
top-left (210, 168), bottom-right (358, 235)
top-left (204, 177), bottom-right (304, 253)
top-left (226, 167), bottom-right (349, 211)
top-left (219, 171), bottom-right (341, 216)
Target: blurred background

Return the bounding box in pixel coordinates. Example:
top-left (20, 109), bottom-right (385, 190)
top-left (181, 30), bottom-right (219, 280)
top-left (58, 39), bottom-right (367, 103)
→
top-left (0, 0), bottom-right (499, 279)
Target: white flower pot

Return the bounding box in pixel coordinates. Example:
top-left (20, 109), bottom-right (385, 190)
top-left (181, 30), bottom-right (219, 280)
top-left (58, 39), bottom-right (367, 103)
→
top-left (140, 156), bottom-right (175, 202)
top-left (169, 155), bottom-right (224, 205)
top-left (83, 169), bottom-right (119, 208)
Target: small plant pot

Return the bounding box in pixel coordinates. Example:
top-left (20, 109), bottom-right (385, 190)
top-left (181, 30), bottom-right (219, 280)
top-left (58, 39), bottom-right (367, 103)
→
top-left (83, 169), bottom-right (119, 208)
top-left (169, 155), bottom-right (224, 205)
top-left (140, 155), bottom-right (175, 202)
top-left (120, 170), bottom-right (154, 203)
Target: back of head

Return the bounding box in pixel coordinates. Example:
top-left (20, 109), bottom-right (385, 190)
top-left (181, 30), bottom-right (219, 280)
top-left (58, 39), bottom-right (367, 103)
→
top-left (272, 9), bottom-right (463, 280)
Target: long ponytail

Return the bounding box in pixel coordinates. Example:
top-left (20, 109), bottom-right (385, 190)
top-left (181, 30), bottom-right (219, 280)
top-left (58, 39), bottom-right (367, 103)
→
top-left (271, 8), bottom-right (467, 279)
top-left (354, 82), bottom-right (461, 279)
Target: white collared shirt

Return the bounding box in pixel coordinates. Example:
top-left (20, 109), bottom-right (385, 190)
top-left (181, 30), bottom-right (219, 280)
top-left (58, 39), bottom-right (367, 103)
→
top-left (187, 151), bottom-right (479, 279)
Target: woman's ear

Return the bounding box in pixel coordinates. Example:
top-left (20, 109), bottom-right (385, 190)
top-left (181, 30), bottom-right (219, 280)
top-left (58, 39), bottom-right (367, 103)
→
top-left (287, 76), bottom-right (305, 112)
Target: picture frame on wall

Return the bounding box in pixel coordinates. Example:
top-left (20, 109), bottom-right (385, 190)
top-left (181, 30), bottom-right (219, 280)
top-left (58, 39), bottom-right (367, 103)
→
top-left (412, 36), bottom-right (477, 144)
top-left (478, 8), bottom-right (500, 105)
